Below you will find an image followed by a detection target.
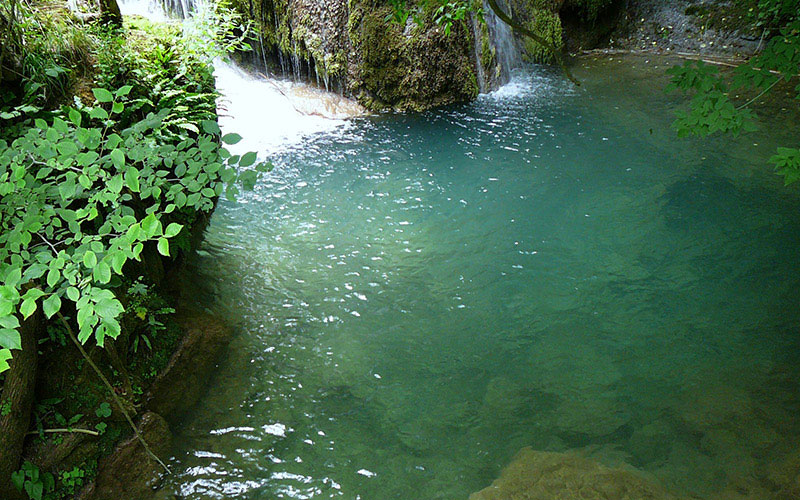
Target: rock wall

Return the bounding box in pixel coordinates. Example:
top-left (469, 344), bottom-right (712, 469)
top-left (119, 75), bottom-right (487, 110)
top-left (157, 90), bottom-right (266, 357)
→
top-left (232, 0), bottom-right (495, 111)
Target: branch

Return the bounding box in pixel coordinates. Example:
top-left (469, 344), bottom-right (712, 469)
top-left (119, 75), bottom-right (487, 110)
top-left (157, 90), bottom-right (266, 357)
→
top-left (27, 428), bottom-right (99, 437)
top-left (56, 312), bottom-right (170, 474)
top-left (485, 0), bottom-right (580, 86)
top-left (36, 232), bottom-right (58, 255)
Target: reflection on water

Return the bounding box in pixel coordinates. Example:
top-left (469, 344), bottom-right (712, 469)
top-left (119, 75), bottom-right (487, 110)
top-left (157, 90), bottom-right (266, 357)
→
top-left (159, 56), bottom-right (800, 500)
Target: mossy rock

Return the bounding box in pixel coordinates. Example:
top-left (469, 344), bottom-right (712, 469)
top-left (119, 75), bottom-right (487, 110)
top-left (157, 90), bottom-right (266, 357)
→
top-left (520, 9), bottom-right (563, 63)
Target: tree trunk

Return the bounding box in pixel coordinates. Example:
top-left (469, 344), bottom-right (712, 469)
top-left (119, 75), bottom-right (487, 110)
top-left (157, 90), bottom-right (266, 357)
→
top-left (0, 313), bottom-right (41, 499)
top-left (98, 0), bottom-right (122, 26)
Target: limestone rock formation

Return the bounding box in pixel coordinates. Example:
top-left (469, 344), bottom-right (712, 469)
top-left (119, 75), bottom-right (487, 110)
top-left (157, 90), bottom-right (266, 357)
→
top-left (469, 447), bottom-right (680, 500)
top-left (231, 0), bottom-right (488, 111)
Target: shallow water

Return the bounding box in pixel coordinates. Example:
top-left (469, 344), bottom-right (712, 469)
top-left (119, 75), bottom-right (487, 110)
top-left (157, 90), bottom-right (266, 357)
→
top-left (160, 56), bottom-right (800, 499)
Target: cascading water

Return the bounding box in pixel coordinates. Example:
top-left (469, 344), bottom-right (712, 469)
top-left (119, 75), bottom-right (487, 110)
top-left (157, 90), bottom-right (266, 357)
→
top-left (482, 0), bottom-right (521, 81)
top-left (117, 0), bottom-right (363, 154)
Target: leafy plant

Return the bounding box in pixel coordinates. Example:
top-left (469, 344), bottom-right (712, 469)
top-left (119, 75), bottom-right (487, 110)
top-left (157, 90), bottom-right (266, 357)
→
top-left (57, 467), bottom-right (85, 496)
top-left (123, 279), bottom-right (175, 353)
top-left (666, 17), bottom-right (800, 185)
top-left (11, 462), bottom-right (55, 500)
top-left (433, 2), bottom-right (472, 36)
top-left (0, 86), bottom-right (268, 374)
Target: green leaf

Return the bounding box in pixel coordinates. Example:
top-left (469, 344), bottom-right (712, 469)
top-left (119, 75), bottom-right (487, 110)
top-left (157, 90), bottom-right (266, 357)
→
top-left (68, 108), bottom-right (82, 127)
top-left (26, 480), bottom-right (43, 500)
top-left (20, 294), bottom-right (43, 312)
top-left (92, 88), bottom-right (114, 103)
top-left (4, 267), bottom-right (22, 288)
top-left (89, 107), bottom-right (108, 120)
top-left (221, 133), bottom-right (242, 145)
top-left (42, 294), bottom-right (61, 319)
top-left (84, 250), bottom-right (97, 268)
top-left (46, 268), bottom-right (60, 288)
top-left (110, 252), bottom-right (127, 274)
top-left (157, 238), bottom-right (170, 257)
top-left (112, 102), bottom-right (124, 114)
top-left (201, 120), bottom-right (220, 135)
top-left (10, 469), bottom-right (24, 491)
top-left (125, 167), bottom-right (140, 192)
top-left (66, 286), bottom-right (80, 302)
top-left (108, 174), bottom-right (123, 194)
top-left (115, 85), bottom-right (133, 98)
top-left (20, 298), bottom-right (36, 319)
top-left (94, 298), bottom-right (123, 319)
top-left (96, 402), bottom-right (112, 418)
top-left (0, 315), bottom-right (20, 329)
top-left (93, 262), bottom-right (111, 284)
top-left (164, 223), bottom-right (183, 238)
top-left (56, 140), bottom-right (78, 156)
top-left (0, 349), bottom-right (12, 373)
top-left (110, 149), bottom-right (125, 168)
top-left (239, 170), bottom-right (258, 191)
top-left (239, 151), bottom-right (257, 167)
top-left (0, 328), bottom-right (21, 350)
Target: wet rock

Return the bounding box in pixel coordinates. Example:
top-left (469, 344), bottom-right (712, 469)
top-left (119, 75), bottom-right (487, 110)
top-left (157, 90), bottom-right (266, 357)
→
top-left (764, 450), bottom-right (800, 500)
top-left (469, 447), bottom-right (681, 500)
top-left (656, 441), bottom-right (721, 497)
top-left (144, 312), bottom-right (232, 420)
top-left (83, 412), bottom-right (171, 500)
top-left (228, 0), bottom-right (483, 111)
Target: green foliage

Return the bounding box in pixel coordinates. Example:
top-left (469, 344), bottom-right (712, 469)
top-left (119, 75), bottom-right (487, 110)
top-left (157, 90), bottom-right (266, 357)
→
top-left (123, 279), bottom-right (175, 353)
top-left (432, 2), bottom-right (474, 36)
top-left (0, 90), bottom-right (268, 373)
top-left (770, 147), bottom-right (800, 185)
top-left (666, 17), bottom-right (800, 185)
top-left (93, 20), bottom-right (218, 138)
top-left (0, 0), bottom-right (92, 110)
top-left (11, 462), bottom-right (55, 500)
top-left (385, 0), bottom-right (481, 33)
top-left (666, 61), bottom-right (757, 137)
top-left (181, 0), bottom-right (253, 64)
top-left (57, 467), bottom-right (85, 497)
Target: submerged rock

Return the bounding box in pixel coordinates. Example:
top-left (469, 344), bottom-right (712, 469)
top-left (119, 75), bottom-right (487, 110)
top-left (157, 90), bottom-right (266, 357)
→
top-left (469, 447), bottom-right (680, 500)
top-left (82, 412), bottom-right (171, 500)
top-left (144, 312), bottom-right (233, 420)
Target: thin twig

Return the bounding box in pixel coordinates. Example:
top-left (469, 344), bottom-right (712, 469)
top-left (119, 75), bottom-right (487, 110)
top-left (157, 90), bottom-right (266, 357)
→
top-left (36, 232), bottom-right (58, 255)
top-left (57, 311), bottom-right (171, 474)
top-left (736, 76), bottom-right (781, 110)
top-left (27, 428), bottom-right (100, 436)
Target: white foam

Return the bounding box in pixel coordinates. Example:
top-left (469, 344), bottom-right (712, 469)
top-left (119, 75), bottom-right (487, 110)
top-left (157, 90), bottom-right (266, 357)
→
top-left (214, 60), bottom-right (364, 155)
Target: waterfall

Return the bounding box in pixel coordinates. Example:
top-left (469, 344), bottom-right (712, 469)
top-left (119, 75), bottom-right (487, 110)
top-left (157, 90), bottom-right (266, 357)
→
top-left (116, 0), bottom-right (364, 154)
top-left (482, 0), bottom-right (520, 83)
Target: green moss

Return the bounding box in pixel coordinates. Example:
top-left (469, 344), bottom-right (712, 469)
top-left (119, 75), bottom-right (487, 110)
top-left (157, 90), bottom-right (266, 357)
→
top-left (480, 21), bottom-right (496, 72)
top-left (521, 9), bottom-right (563, 63)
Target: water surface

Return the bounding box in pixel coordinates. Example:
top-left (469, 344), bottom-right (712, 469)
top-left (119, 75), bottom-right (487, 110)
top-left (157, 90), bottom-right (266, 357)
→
top-left (160, 56), bottom-right (800, 499)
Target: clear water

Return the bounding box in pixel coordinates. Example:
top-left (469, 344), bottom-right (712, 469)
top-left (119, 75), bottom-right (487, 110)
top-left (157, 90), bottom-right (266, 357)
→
top-left (158, 56), bottom-right (800, 499)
